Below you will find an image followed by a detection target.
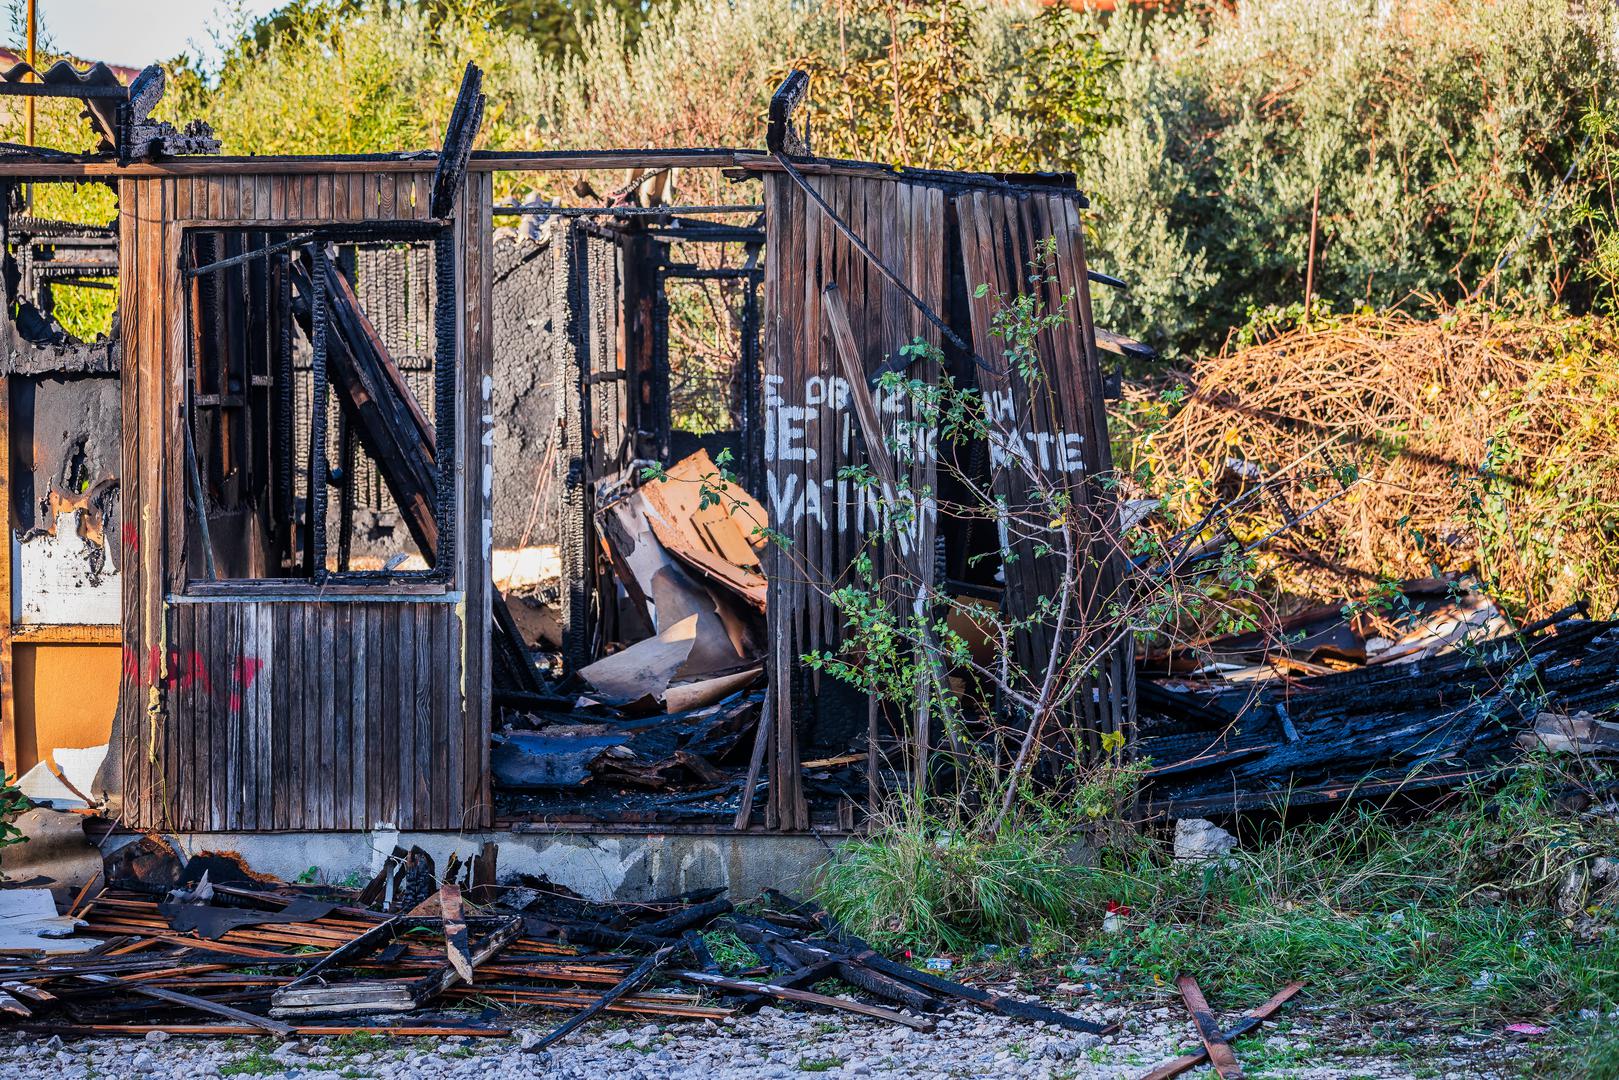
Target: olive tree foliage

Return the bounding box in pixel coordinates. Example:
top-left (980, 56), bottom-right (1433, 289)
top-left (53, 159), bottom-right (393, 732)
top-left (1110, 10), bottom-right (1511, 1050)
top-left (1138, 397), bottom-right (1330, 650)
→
top-left (159, 0), bottom-right (1618, 351)
top-left (1082, 0), bottom-right (1619, 355)
top-left (165, 0), bottom-right (1113, 203)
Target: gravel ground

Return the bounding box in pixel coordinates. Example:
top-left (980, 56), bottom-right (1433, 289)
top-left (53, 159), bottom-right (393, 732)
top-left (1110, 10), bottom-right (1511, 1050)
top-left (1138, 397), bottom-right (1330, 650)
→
top-left (2, 997), bottom-right (1533, 1079)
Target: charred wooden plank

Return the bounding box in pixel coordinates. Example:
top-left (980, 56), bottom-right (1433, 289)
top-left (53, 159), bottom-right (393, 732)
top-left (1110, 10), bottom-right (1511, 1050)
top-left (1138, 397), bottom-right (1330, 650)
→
top-left (440, 884), bottom-right (473, 983)
top-left (1175, 975), bottom-right (1242, 1079)
top-left (430, 63), bottom-right (485, 219)
top-left (274, 916), bottom-right (403, 996)
top-left (525, 945), bottom-right (673, 1053)
top-left (1135, 982), bottom-right (1304, 1080)
top-left (673, 970), bottom-right (934, 1032)
top-left (76, 973), bottom-right (294, 1037)
top-left (408, 916), bottom-right (522, 1007)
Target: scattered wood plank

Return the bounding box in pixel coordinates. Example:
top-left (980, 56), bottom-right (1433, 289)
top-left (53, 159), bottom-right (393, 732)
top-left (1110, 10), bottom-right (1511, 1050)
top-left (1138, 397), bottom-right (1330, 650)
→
top-left (674, 970), bottom-right (935, 1032)
top-left (17, 1023), bottom-right (512, 1038)
top-left (440, 884), bottom-right (473, 983)
top-left (527, 946), bottom-right (674, 1053)
top-left (409, 916), bottom-right (522, 1007)
top-left (1137, 981), bottom-right (1305, 1080)
top-left (845, 945), bottom-right (1113, 1035)
top-left (76, 973), bottom-right (294, 1037)
top-left (277, 916), bottom-right (403, 995)
top-left (1174, 975), bottom-right (1248, 1080)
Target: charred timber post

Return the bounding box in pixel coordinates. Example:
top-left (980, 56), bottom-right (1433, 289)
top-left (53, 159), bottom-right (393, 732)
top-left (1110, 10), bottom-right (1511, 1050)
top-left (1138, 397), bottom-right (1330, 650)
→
top-left (766, 71), bottom-right (811, 157)
top-left (430, 63), bottom-right (485, 220)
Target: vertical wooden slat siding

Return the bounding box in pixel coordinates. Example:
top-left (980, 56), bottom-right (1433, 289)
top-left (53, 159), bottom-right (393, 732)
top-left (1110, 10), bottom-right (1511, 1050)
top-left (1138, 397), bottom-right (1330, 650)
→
top-left (951, 188), bottom-right (1128, 762)
top-left (396, 608), bottom-right (417, 827)
top-left (117, 171), bottom-right (489, 831)
top-left (148, 183), bottom-right (171, 824)
top-left (320, 605), bottom-right (338, 829)
top-left (473, 172), bottom-right (495, 826)
top-left (117, 179), bottom-right (139, 819)
top-left (350, 605), bottom-right (367, 825)
top-left (759, 174), bottom-right (1121, 827)
top-left (296, 605), bottom-right (315, 830)
top-left (414, 609), bottom-right (433, 821)
top-left (761, 171), bottom-right (953, 828)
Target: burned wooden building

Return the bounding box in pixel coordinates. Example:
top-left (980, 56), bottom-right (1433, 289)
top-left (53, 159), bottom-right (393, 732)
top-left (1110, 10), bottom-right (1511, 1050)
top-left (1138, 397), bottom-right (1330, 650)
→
top-left (0, 66), bottom-right (1136, 839)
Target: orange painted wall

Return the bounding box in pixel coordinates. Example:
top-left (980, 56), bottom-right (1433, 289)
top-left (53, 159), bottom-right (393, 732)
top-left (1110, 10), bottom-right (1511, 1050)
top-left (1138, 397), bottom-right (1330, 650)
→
top-left (12, 642), bottom-right (120, 774)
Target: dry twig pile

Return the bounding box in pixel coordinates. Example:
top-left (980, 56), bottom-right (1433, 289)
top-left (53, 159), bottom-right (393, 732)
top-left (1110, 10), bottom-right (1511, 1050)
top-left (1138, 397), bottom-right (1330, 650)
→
top-left (1126, 308), bottom-right (1619, 618)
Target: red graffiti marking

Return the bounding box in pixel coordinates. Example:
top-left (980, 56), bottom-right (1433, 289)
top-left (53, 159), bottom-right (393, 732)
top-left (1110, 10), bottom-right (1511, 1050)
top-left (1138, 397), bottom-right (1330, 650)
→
top-left (226, 656), bottom-right (265, 710)
top-left (233, 656), bottom-right (265, 691)
top-left (121, 520), bottom-right (139, 553)
top-left (124, 645), bottom-right (262, 710)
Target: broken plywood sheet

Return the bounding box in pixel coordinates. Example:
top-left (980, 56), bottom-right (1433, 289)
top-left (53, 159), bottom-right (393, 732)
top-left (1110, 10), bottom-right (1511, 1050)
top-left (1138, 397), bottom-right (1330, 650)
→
top-left (600, 492), bottom-right (760, 676)
top-left (579, 613), bottom-right (700, 704)
top-left (639, 450), bottom-right (768, 612)
top-left (15, 744), bottom-right (107, 808)
top-left (662, 667), bottom-right (763, 714)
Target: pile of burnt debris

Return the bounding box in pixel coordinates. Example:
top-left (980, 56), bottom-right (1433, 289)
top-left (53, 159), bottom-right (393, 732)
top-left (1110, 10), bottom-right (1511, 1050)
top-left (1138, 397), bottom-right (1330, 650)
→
top-left (1136, 579), bottom-right (1619, 818)
top-left (0, 839), bottom-right (1307, 1078)
top-left (490, 553), bottom-right (1619, 827)
top-left (1, 840), bottom-right (1121, 1046)
top-left (492, 449), bottom-right (805, 825)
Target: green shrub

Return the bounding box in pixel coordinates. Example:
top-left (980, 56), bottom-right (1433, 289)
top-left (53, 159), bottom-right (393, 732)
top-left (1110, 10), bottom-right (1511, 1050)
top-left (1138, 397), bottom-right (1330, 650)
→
top-left (0, 772), bottom-right (30, 854)
top-left (174, 0), bottom-right (1618, 354)
top-left (815, 758), bottom-right (1619, 1038)
top-left (1082, 0), bottom-right (1618, 356)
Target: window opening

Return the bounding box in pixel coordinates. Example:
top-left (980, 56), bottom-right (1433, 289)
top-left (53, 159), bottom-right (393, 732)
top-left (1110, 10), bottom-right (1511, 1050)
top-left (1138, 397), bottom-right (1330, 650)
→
top-left (181, 224), bottom-right (455, 586)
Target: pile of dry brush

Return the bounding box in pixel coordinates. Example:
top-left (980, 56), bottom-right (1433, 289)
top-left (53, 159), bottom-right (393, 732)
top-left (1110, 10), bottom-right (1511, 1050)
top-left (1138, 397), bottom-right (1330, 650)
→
top-left (1124, 308), bottom-right (1619, 620)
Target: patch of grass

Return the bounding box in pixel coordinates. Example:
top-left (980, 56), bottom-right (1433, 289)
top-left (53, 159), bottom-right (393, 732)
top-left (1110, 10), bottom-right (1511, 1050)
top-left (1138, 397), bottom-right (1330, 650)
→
top-left (700, 928), bottom-right (759, 972)
top-left (220, 1047), bottom-right (281, 1077)
top-left (1531, 1019), bottom-right (1619, 1079)
top-left (797, 1057), bottom-right (844, 1072)
top-left (327, 1031), bottom-right (391, 1059)
top-left (816, 757), bottom-right (1619, 1068)
top-left (1236, 1036), bottom-right (1316, 1075)
top-left (818, 809), bottom-right (1094, 954)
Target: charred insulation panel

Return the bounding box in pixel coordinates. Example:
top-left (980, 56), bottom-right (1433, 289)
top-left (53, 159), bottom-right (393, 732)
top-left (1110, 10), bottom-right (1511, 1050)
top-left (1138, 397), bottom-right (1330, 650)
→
top-left (490, 229), bottom-right (563, 549)
top-left (10, 373), bottom-right (122, 624)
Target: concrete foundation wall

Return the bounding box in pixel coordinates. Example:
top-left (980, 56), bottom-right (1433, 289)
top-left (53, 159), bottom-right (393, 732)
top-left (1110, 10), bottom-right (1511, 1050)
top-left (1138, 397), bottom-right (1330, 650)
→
top-left (100, 828), bottom-right (839, 902)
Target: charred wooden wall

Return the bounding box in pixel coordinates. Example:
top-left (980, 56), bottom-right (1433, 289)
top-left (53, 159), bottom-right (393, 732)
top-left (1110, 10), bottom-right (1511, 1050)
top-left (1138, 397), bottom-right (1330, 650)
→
top-left (760, 170), bottom-right (1129, 829)
top-left (116, 167), bottom-right (494, 831)
top-left (760, 172), bottom-right (946, 829)
top-left (953, 187), bottom-right (1132, 766)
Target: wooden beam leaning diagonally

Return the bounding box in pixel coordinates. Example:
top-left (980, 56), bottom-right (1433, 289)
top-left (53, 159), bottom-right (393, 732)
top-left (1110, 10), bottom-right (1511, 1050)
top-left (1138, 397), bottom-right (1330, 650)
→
top-left (821, 282), bottom-right (902, 507)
